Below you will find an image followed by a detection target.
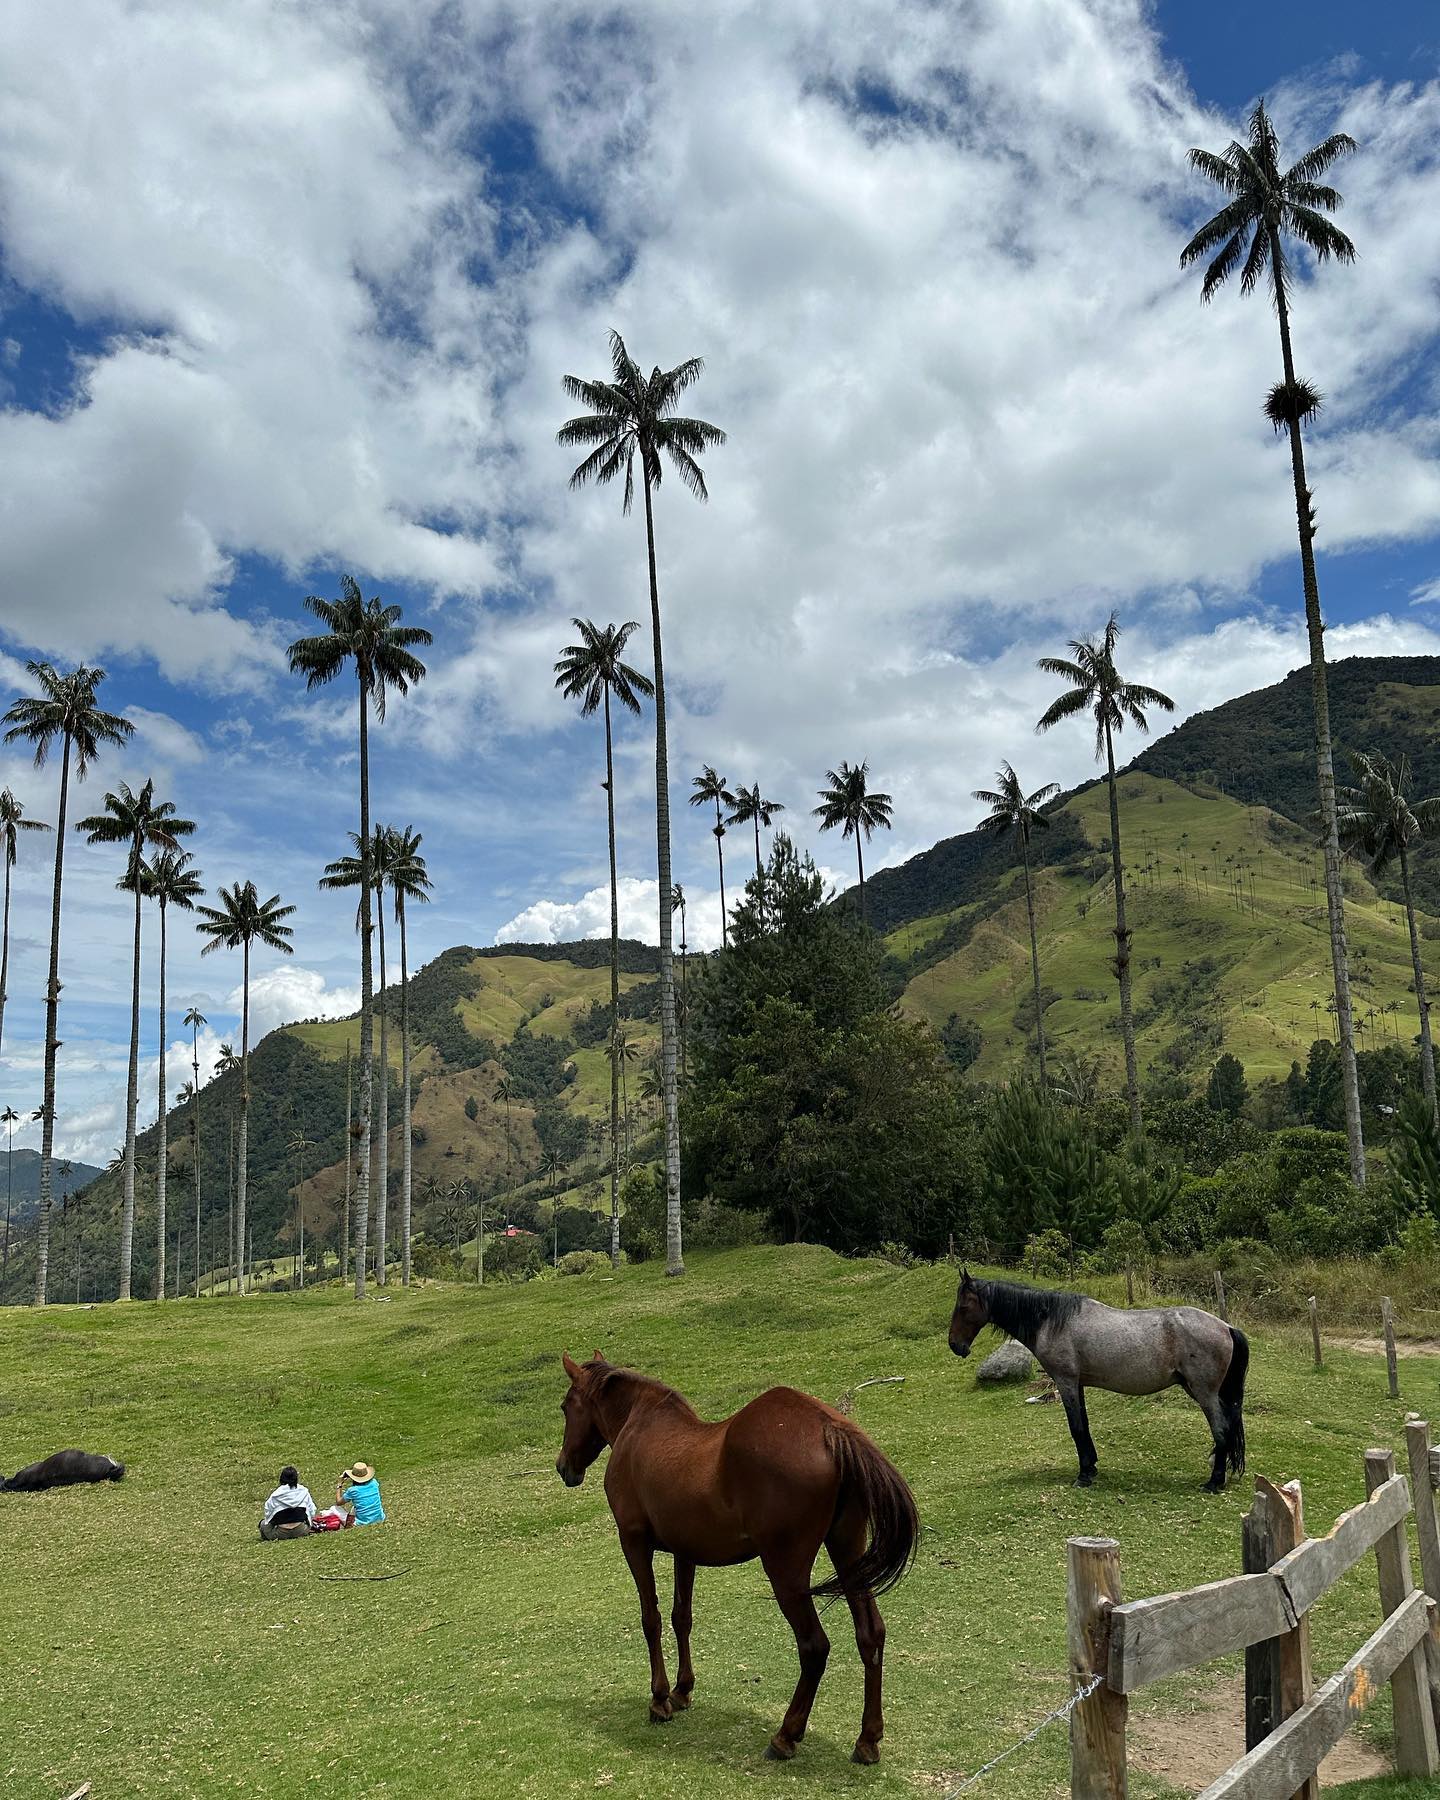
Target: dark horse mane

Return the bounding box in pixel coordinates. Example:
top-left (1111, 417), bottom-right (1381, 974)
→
top-left (979, 1278), bottom-right (1084, 1347)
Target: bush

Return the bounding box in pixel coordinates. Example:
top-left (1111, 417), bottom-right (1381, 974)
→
top-left (556, 1249), bottom-right (613, 1277)
top-left (1020, 1230), bottom-right (1071, 1283)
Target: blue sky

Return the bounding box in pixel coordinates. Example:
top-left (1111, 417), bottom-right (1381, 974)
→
top-left (0, 0), bottom-right (1438, 1161)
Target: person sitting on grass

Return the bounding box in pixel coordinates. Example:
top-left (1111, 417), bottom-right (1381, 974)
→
top-left (259, 1465), bottom-right (316, 1541)
top-left (336, 1460), bottom-right (385, 1525)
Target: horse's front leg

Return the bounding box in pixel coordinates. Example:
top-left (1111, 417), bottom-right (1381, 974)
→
top-left (1057, 1380), bottom-right (1099, 1486)
top-left (671, 1556), bottom-right (696, 1709)
top-left (619, 1530), bottom-right (674, 1721)
top-left (761, 1548), bottom-right (830, 1760)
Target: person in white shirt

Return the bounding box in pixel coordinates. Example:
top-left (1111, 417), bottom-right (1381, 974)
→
top-left (259, 1465), bottom-right (317, 1540)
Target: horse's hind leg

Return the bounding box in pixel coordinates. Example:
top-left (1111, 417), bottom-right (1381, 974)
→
top-left (1058, 1381), bottom-right (1099, 1486)
top-left (761, 1548), bottom-right (830, 1761)
top-left (826, 1507), bottom-right (887, 1766)
top-left (1197, 1392), bottom-right (1229, 1493)
top-left (619, 1531), bottom-right (674, 1722)
top-left (671, 1556), bottom-right (696, 1710)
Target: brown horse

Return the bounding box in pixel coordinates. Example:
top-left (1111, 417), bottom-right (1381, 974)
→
top-left (556, 1352), bottom-right (918, 1765)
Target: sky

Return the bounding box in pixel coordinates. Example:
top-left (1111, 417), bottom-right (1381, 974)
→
top-left (0, 0), bottom-right (1438, 1164)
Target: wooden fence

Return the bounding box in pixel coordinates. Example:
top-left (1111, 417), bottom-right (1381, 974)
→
top-left (1067, 1419), bottom-right (1440, 1798)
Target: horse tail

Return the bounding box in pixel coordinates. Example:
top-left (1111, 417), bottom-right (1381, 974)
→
top-left (810, 1420), bottom-right (919, 1601)
top-left (1220, 1325), bottom-right (1248, 1476)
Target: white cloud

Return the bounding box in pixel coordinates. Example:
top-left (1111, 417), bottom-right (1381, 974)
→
top-left (1411, 578), bottom-right (1440, 606)
top-left (228, 967), bottom-right (359, 1040)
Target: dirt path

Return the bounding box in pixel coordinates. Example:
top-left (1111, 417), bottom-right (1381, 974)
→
top-left (1330, 1334), bottom-right (1440, 1357)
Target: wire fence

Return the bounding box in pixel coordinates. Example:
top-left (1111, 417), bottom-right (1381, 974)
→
top-left (939, 1673), bottom-right (1103, 1796)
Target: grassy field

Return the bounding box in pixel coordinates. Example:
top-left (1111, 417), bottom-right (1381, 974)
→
top-left (5, 1247), bottom-right (1438, 1799)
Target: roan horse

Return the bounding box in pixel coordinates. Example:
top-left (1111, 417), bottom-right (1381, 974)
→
top-left (556, 1352), bottom-right (919, 1765)
top-left (947, 1272), bottom-right (1248, 1491)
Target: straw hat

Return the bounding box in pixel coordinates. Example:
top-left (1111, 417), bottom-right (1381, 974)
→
top-left (345, 1462), bottom-right (374, 1484)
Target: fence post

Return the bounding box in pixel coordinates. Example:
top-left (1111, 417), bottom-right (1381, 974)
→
top-left (1067, 1536), bottom-right (1126, 1798)
top-left (1246, 1477), bottom-right (1318, 1800)
top-left (1214, 1270), bottom-right (1227, 1322)
top-left (1241, 1485), bottom-right (1280, 1751)
top-left (1404, 1420), bottom-right (1440, 1738)
top-left (1383, 1297), bottom-right (1400, 1400)
top-left (1364, 1448), bottom-right (1439, 1776)
top-left (1308, 1295), bottom-right (1322, 1369)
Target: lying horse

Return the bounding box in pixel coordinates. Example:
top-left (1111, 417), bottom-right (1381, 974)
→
top-left (948, 1271), bottom-right (1248, 1491)
top-left (556, 1352), bottom-right (918, 1765)
top-left (2, 1449), bottom-right (126, 1491)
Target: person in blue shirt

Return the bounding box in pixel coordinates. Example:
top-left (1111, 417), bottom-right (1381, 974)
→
top-left (336, 1460), bottom-right (385, 1524)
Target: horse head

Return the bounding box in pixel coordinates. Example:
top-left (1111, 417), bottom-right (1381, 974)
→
top-left (948, 1268), bottom-right (988, 1357)
top-left (556, 1350), bottom-right (610, 1487)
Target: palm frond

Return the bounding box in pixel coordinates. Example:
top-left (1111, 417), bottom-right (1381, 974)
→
top-left (1286, 132), bottom-right (1357, 185)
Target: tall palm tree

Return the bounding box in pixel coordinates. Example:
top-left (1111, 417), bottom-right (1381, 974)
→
top-left (1182, 98), bottom-right (1364, 1184)
top-left (1037, 613), bottom-right (1174, 1135)
top-left (727, 785), bottom-right (785, 921)
top-left (141, 853), bottom-right (204, 1301)
top-left (813, 761), bottom-right (893, 927)
top-left (555, 617), bottom-right (654, 1271)
top-left (1334, 751), bottom-right (1440, 1127)
top-left (1, 1104), bottom-right (17, 1300)
top-left (216, 1041), bottom-right (239, 1289)
top-left (559, 329), bottom-right (726, 1279)
top-left (383, 825), bottom-right (431, 1286)
top-left (287, 1127), bottom-right (312, 1287)
top-left (79, 780), bottom-right (195, 1301)
top-left (177, 1079), bottom-right (199, 1291)
top-left (672, 883), bottom-right (688, 1084)
top-left (195, 884), bottom-right (295, 1294)
top-left (493, 1076), bottom-right (515, 1189)
top-left (183, 1005), bottom-right (206, 1295)
top-left (4, 664), bottom-right (132, 1305)
top-left (973, 762), bottom-right (1062, 1082)
top-left (689, 766), bottom-right (733, 947)
top-left (342, 1037), bottom-right (352, 1282)
top-left (288, 575), bottom-right (431, 1298)
top-left (0, 788), bottom-right (50, 1057)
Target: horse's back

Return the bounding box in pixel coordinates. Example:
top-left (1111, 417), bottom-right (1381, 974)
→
top-left (1062, 1299), bottom-right (1233, 1395)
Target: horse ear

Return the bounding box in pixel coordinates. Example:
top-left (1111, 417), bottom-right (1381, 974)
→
top-left (562, 1351), bottom-right (582, 1381)
top-left (592, 1347), bottom-right (605, 1366)
top-left (961, 1266), bottom-right (972, 1288)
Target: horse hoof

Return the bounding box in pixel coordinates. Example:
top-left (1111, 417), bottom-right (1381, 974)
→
top-left (671, 1691), bottom-right (692, 1711)
top-left (649, 1701), bottom-right (673, 1724)
top-left (1075, 1472), bottom-right (1096, 1488)
top-left (765, 1736), bottom-right (796, 1761)
top-left (852, 1741), bottom-right (881, 1765)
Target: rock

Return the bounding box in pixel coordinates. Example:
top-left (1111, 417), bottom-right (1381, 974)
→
top-left (976, 1342), bottom-right (1034, 1384)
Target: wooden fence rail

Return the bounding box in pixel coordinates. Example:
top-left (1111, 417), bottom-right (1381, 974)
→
top-left (1068, 1428), bottom-right (1440, 1797)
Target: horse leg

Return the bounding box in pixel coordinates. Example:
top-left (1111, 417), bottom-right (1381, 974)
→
top-left (761, 1548), bottom-right (830, 1761)
top-left (826, 1508), bottom-right (887, 1766)
top-left (1197, 1391), bottom-right (1229, 1493)
top-left (671, 1555), bottom-right (696, 1710)
top-left (619, 1532), bottom-right (674, 1722)
top-left (1058, 1380), bottom-right (1099, 1486)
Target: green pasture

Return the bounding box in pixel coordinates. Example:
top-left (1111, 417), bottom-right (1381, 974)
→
top-left (3, 1246), bottom-right (1437, 1797)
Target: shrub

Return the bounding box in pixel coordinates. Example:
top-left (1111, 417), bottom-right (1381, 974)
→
top-left (1020, 1229), bottom-right (1071, 1283)
top-left (557, 1249), bottom-right (613, 1277)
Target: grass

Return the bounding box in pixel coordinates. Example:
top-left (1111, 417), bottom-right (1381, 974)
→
top-left (897, 773), bottom-right (1433, 1086)
top-left (5, 1246), bottom-right (1435, 1799)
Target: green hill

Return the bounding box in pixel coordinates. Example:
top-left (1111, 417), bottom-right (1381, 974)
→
top-left (0, 1148), bottom-right (105, 1224)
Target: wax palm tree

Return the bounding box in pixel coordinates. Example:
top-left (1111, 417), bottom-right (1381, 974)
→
top-left (287, 1127), bottom-right (312, 1286)
top-left (177, 1079), bottom-right (200, 1291)
top-left (195, 883), bottom-right (294, 1295)
top-left (559, 329), bottom-right (726, 1278)
top-left (0, 788), bottom-right (49, 1058)
top-left (813, 761), bottom-right (893, 927)
top-left (216, 1042), bottom-right (239, 1290)
top-left (672, 883), bottom-right (688, 1083)
top-left (341, 1038), bottom-right (352, 1282)
top-left (1182, 99), bottom-right (1364, 1184)
top-left (183, 1005), bottom-right (206, 1295)
top-left (3, 664), bottom-right (132, 1305)
top-left (689, 766), bottom-right (734, 948)
top-left (1037, 613), bottom-right (1174, 1135)
top-left (288, 574), bottom-right (431, 1298)
top-left (78, 780), bottom-right (196, 1301)
top-left (1, 1104), bottom-right (17, 1299)
top-left (383, 825), bottom-right (431, 1286)
top-left (973, 762), bottom-right (1062, 1082)
top-left (1334, 751), bottom-right (1440, 1127)
top-left (493, 1076), bottom-right (515, 1189)
top-left (727, 785), bottom-right (785, 922)
top-left (139, 852), bottom-right (205, 1301)
top-left (555, 617), bottom-right (654, 1270)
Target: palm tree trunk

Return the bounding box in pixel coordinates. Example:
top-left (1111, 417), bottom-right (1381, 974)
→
top-left (3, 1125), bottom-right (13, 1298)
top-left (1272, 240), bottom-right (1365, 1185)
top-left (191, 1023), bottom-right (201, 1298)
top-left (35, 735), bottom-right (72, 1307)
top-left (714, 799), bottom-right (728, 948)
top-left (354, 677), bottom-right (375, 1298)
top-left (1399, 844), bottom-right (1437, 1127)
top-left (226, 1106), bottom-right (234, 1293)
top-left (0, 850), bottom-right (12, 1057)
top-left (604, 685), bottom-right (621, 1271)
top-left (855, 835), bottom-right (866, 927)
top-left (399, 898), bottom-right (413, 1287)
top-left (118, 858), bottom-right (143, 1303)
top-left (641, 467), bottom-right (683, 1278)
top-left (237, 938), bottom-right (250, 1294)
top-left (1105, 724), bottom-right (1143, 1136)
top-left (342, 1040), bottom-right (351, 1283)
top-left (155, 900), bottom-right (169, 1300)
top-left (375, 900), bottom-right (389, 1285)
top-left (1021, 835), bottom-right (1048, 1082)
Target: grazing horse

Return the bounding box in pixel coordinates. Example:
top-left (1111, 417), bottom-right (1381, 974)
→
top-left (1, 1449), bottom-right (126, 1491)
top-left (947, 1272), bottom-right (1248, 1491)
top-left (555, 1352), bottom-right (918, 1765)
